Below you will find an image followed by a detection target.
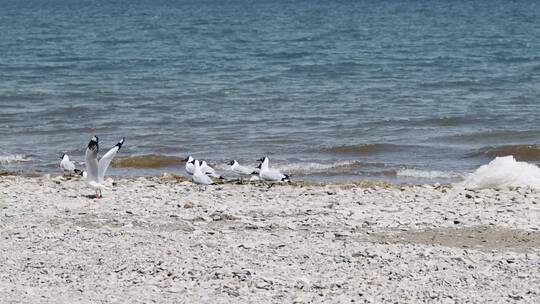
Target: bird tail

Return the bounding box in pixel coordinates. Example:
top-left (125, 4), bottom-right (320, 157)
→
top-left (282, 174), bottom-right (290, 182)
top-left (74, 169), bottom-right (83, 175)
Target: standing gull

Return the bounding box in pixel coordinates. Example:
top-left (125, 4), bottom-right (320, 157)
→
top-left (228, 160), bottom-right (259, 183)
top-left (192, 160), bottom-right (215, 186)
top-left (84, 136), bottom-right (125, 198)
top-left (257, 156), bottom-right (290, 182)
top-left (201, 160), bottom-right (222, 179)
top-left (184, 156), bottom-right (221, 179)
top-left (185, 156), bottom-right (195, 175)
top-left (228, 160), bottom-right (258, 175)
top-left (60, 154), bottom-right (80, 175)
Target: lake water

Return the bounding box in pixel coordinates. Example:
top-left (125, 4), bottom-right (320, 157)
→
top-left (1, 0), bottom-right (540, 183)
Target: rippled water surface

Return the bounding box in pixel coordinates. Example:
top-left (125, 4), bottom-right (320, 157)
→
top-left (1, 0), bottom-right (540, 182)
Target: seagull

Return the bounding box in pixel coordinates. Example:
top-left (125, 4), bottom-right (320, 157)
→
top-left (84, 136), bottom-right (124, 199)
top-left (257, 156), bottom-right (290, 183)
top-left (185, 156), bottom-right (195, 175)
top-left (60, 154), bottom-right (80, 175)
top-left (228, 160), bottom-right (259, 183)
top-left (228, 160), bottom-right (258, 175)
top-left (201, 160), bottom-right (222, 179)
top-left (192, 160), bottom-right (215, 186)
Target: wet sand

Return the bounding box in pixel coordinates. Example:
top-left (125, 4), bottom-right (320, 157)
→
top-left (1, 174), bottom-right (539, 303)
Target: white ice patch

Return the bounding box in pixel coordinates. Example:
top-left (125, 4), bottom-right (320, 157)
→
top-left (461, 156), bottom-right (540, 189)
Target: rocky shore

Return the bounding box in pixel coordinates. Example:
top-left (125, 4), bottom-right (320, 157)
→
top-left (1, 174), bottom-right (539, 303)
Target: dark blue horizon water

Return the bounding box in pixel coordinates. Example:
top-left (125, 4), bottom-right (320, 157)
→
top-left (1, 0), bottom-right (540, 183)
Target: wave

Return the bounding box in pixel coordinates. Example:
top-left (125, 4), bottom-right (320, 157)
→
top-left (213, 160), bottom-right (382, 176)
top-left (275, 160), bottom-right (364, 176)
top-left (471, 145), bottom-right (540, 161)
top-left (112, 155), bottom-right (184, 168)
top-left (287, 61), bottom-right (365, 74)
top-left (139, 145), bottom-right (189, 154)
top-left (322, 143), bottom-right (415, 155)
top-left (462, 156), bottom-right (540, 189)
top-left (416, 116), bottom-right (481, 127)
top-left (433, 130), bottom-right (540, 144)
top-left (397, 169), bottom-right (464, 180)
top-left (16, 126), bottom-right (114, 136)
top-left (259, 50), bottom-right (314, 58)
top-left (0, 154), bottom-right (32, 165)
top-left (420, 78), bottom-right (493, 89)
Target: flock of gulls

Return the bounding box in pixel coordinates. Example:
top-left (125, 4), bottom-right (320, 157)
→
top-left (60, 136), bottom-right (290, 198)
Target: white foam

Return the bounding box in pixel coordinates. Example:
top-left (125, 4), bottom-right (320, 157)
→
top-left (214, 160), bottom-right (358, 175)
top-left (0, 154), bottom-right (31, 165)
top-left (275, 160), bottom-right (358, 174)
top-left (461, 156), bottom-right (540, 189)
top-left (397, 169), bottom-right (463, 180)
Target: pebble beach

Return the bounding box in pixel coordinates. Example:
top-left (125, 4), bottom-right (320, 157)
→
top-left (1, 174), bottom-right (539, 303)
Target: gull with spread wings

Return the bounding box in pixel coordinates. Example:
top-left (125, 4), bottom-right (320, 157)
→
top-left (84, 136), bottom-right (124, 198)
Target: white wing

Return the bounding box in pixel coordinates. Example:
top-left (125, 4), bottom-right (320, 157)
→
top-left (85, 146), bottom-right (99, 184)
top-left (202, 162), bottom-right (221, 178)
top-left (98, 138), bottom-right (124, 182)
top-left (185, 162), bottom-right (194, 174)
top-left (60, 158), bottom-right (75, 171)
top-left (65, 161), bottom-right (75, 171)
top-left (206, 171), bottom-right (221, 178)
top-left (193, 172), bottom-right (214, 185)
top-left (234, 164), bottom-right (256, 175)
top-left (192, 160), bottom-right (214, 185)
top-left (261, 168), bottom-right (287, 182)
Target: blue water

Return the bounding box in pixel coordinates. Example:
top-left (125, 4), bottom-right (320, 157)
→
top-left (1, 0), bottom-right (540, 182)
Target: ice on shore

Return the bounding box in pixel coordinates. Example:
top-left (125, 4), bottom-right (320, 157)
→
top-left (462, 156), bottom-right (540, 189)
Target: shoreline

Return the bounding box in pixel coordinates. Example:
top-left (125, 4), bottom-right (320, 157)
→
top-left (0, 169), bottom-right (430, 188)
top-left (1, 174), bottom-right (539, 302)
